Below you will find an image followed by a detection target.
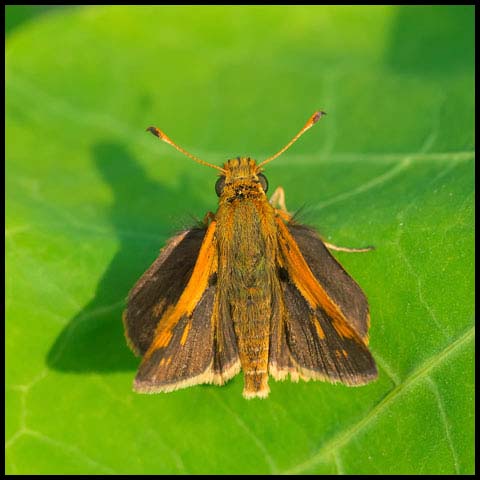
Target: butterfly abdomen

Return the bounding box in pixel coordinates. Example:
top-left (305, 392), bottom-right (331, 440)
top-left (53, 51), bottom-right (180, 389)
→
top-left (216, 195), bottom-right (278, 398)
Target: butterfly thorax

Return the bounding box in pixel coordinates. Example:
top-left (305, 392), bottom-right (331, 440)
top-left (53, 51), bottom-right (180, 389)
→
top-left (215, 157), bottom-right (278, 398)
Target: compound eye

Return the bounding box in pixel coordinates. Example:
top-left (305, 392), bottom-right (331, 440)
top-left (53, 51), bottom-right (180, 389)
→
top-left (215, 176), bottom-right (226, 197)
top-left (258, 173), bottom-right (269, 193)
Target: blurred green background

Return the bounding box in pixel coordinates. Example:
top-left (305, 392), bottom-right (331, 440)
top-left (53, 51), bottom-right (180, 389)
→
top-left (6, 5), bottom-right (474, 475)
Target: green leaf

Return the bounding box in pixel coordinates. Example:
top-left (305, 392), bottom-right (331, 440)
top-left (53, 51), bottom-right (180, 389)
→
top-left (6, 5), bottom-right (474, 475)
top-left (5, 5), bottom-right (56, 35)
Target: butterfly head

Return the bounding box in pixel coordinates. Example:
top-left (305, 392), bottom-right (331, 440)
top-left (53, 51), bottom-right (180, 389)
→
top-left (215, 157), bottom-right (268, 198)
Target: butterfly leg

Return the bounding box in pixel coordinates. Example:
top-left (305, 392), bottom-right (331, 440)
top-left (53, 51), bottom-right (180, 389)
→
top-left (324, 243), bottom-right (375, 253)
top-left (271, 187), bottom-right (373, 253)
top-left (269, 186), bottom-right (288, 213)
top-left (202, 211), bottom-right (216, 225)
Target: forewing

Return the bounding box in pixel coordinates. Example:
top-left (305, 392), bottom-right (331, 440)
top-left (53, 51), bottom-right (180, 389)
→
top-left (134, 283), bottom-right (217, 392)
top-left (274, 218), bottom-right (377, 385)
top-left (123, 228), bottom-right (206, 356)
top-left (288, 223), bottom-right (370, 341)
top-left (282, 281), bottom-right (377, 385)
top-left (131, 221), bottom-right (240, 393)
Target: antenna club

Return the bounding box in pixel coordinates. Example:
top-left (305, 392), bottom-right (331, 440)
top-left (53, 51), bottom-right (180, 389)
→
top-left (312, 111), bottom-right (327, 124)
top-left (146, 126), bottom-right (163, 139)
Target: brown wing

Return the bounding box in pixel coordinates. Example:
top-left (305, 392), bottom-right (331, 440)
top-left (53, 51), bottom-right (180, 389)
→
top-left (287, 223), bottom-right (370, 341)
top-left (270, 217), bottom-right (377, 385)
top-left (282, 282), bottom-right (377, 385)
top-left (126, 221), bottom-right (240, 393)
top-left (134, 283), bottom-right (217, 392)
top-left (123, 227), bottom-right (207, 356)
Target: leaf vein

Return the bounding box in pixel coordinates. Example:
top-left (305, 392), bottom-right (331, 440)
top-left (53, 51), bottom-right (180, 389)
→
top-left (425, 377), bottom-right (460, 474)
top-left (284, 327), bottom-right (474, 474)
top-left (209, 391), bottom-right (278, 474)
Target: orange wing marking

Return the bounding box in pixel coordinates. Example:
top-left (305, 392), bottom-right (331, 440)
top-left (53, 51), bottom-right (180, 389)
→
top-left (276, 218), bottom-right (358, 340)
top-left (180, 321), bottom-right (192, 346)
top-left (312, 314), bottom-right (326, 339)
top-left (144, 221), bottom-right (218, 358)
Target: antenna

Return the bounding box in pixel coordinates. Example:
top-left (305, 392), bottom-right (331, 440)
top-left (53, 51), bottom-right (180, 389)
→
top-left (257, 111), bottom-right (326, 169)
top-left (147, 126), bottom-right (226, 173)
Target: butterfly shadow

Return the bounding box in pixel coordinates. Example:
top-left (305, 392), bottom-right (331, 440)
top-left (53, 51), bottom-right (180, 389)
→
top-left (46, 140), bottom-right (209, 374)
